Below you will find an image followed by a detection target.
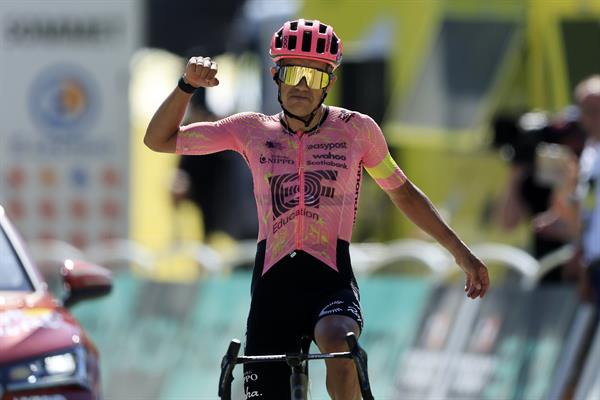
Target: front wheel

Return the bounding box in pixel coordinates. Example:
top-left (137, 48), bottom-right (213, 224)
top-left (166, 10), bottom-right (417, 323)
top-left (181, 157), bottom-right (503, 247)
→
top-left (290, 369), bottom-right (308, 400)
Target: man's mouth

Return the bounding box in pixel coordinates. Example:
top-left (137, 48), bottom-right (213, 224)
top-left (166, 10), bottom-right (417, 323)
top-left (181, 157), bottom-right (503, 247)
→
top-left (290, 94), bottom-right (310, 101)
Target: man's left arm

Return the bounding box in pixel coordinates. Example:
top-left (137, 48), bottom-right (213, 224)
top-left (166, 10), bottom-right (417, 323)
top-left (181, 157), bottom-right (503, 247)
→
top-left (359, 115), bottom-right (489, 298)
top-left (385, 179), bottom-right (490, 299)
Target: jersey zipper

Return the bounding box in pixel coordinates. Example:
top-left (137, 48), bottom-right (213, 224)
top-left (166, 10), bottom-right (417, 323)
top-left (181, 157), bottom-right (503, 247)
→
top-left (296, 131), bottom-right (305, 251)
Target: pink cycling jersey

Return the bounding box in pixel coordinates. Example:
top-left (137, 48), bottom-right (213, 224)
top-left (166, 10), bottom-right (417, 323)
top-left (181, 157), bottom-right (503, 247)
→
top-left (177, 106), bottom-right (407, 274)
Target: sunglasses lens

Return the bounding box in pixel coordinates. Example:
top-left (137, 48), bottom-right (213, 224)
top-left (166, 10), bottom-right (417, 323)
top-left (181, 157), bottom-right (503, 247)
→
top-left (279, 66), bottom-right (330, 89)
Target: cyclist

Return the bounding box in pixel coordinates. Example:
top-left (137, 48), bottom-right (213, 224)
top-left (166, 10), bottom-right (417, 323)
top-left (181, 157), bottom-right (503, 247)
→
top-left (145, 19), bottom-right (490, 400)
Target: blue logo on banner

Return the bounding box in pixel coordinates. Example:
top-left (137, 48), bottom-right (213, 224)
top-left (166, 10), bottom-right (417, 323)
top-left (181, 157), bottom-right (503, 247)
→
top-left (29, 64), bottom-right (99, 139)
top-left (70, 167), bottom-right (88, 188)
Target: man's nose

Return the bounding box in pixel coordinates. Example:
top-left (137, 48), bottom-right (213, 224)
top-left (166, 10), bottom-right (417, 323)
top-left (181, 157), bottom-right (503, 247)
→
top-left (296, 77), bottom-right (309, 89)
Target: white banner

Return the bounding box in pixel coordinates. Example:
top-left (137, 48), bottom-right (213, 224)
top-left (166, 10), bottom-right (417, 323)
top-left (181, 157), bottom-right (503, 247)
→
top-left (0, 0), bottom-right (140, 248)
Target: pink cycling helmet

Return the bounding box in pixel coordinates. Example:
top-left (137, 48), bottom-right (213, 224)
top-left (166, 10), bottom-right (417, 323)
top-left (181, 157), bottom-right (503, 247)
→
top-left (270, 19), bottom-right (343, 70)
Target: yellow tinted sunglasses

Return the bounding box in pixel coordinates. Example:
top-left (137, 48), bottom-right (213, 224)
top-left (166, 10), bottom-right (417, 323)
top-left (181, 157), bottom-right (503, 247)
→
top-left (277, 65), bottom-right (333, 89)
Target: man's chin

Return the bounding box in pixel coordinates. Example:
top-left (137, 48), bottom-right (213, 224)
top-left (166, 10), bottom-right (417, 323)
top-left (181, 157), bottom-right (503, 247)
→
top-left (284, 106), bottom-right (313, 118)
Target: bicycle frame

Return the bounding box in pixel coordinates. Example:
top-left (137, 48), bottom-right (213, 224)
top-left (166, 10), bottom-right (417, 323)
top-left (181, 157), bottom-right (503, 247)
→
top-left (218, 332), bottom-right (374, 400)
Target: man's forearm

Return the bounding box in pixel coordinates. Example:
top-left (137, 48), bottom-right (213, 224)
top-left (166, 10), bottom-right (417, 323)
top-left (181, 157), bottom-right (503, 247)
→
top-left (387, 180), bottom-right (470, 259)
top-left (144, 87), bottom-right (193, 153)
top-left (387, 180), bottom-right (489, 298)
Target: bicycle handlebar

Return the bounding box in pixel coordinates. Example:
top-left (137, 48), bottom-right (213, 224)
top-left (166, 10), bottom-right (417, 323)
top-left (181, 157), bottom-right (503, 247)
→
top-left (218, 339), bottom-right (241, 400)
top-left (218, 333), bottom-right (374, 399)
top-left (235, 350), bottom-right (353, 364)
top-left (346, 332), bottom-right (374, 400)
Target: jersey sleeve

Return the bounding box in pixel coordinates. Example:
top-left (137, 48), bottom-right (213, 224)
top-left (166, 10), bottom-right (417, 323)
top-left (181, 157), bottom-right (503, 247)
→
top-left (176, 113), bottom-right (246, 155)
top-left (361, 116), bottom-right (407, 190)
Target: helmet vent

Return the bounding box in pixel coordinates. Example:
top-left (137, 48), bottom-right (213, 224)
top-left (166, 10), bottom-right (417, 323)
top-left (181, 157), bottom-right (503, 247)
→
top-left (305, 20), bottom-right (313, 26)
top-left (319, 24), bottom-right (327, 34)
top-left (290, 21), bottom-right (298, 31)
top-left (316, 38), bottom-right (325, 54)
top-left (330, 34), bottom-right (339, 54)
top-left (302, 31), bottom-right (312, 52)
top-left (288, 35), bottom-right (297, 50)
top-left (275, 29), bottom-right (283, 48)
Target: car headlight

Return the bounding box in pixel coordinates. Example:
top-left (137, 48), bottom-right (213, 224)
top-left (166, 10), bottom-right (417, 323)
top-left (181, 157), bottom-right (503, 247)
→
top-left (44, 353), bottom-right (77, 375)
top-left (6, 346), bottom-right (90, 391)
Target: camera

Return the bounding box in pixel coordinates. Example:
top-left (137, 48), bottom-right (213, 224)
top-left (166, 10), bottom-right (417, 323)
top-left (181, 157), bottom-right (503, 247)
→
top-left (492, 108), bottom-right (586, 187)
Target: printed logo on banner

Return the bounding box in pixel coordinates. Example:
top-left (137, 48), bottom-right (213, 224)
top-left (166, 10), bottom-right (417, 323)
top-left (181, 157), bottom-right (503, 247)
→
top-left (28, 64), bottom-right (99, 139)
top-left (69, 198), bottom-right (88, 219)
top-left (37, 231), bottom-right (55, 241)
top-left (39, 167), bottom-right (58, 187)
top-left (70, 231), bottom-right (88, 249)
top-left (70, 167), bottom-right (88, 188)
top-left (101, 167), bottom-right (120, 187)
top-left (101, 198), bottom-right (120, 219)
top-left (38, 198), bottom-right (57, 220)
top-left (7, 199), bottom-right (25, 220)
top-left (6, 167), bottom-right (26, 189)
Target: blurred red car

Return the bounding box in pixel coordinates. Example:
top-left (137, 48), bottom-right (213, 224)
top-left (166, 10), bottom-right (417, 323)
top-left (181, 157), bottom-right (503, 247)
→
top-left (0, 205), bottom-right (112, 399)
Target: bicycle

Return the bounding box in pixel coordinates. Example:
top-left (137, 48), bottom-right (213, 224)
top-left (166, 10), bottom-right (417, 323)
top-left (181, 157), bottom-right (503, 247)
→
top-left (218, 332), bottom-right (374, 400)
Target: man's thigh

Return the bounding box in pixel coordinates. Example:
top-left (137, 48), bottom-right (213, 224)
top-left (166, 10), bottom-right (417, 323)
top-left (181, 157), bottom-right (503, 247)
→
top-left (244, 288), bottom-right (305, 398)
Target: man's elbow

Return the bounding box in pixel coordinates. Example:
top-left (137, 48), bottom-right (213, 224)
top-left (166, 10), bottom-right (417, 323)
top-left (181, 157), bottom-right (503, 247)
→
top-left (387, 181), bottom-right (429, 211)
top-left (143, 129), bottom-right (175, 153)
top-left (143, 133), bottom-right (160, 151)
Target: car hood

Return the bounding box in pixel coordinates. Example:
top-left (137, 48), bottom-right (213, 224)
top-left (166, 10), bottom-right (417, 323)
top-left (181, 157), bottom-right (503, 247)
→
top-left (0, 291), bottom-right (82, 364)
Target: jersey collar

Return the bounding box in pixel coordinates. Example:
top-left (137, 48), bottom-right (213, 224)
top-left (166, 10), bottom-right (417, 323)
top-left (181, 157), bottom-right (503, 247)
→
top-left (279, 106), bottom-right (330, 136)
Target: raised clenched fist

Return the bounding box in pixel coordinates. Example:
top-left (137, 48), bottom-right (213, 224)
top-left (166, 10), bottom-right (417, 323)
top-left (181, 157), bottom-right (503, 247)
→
top-left (183, 56), bottom-right (219, 88)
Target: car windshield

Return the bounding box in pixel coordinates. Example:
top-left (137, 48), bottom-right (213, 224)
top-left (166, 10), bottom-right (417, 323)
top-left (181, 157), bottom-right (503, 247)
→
top-left (0, 226), bottom-right (33, 291)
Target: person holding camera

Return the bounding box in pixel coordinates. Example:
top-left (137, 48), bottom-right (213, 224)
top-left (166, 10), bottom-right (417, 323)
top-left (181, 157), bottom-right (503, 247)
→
top-left (572, 75), bottom-right (600, 309)
top-left (522, 75), bottom-right (600, 305)
top-left (493, 107), bottom-right (586, 282)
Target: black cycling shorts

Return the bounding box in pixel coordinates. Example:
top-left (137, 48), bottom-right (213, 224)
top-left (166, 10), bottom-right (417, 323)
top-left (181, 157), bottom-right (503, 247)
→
top-left (243, 240), bottom-right (363, 399)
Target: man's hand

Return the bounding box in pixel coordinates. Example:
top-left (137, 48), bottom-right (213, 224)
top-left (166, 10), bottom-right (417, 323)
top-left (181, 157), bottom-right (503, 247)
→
top-left (456, 252), bottom-right (490, 299)
top-left (385, 181), bottom-right (491, 299)
top-left (183, 56), bottom-right (219, 88)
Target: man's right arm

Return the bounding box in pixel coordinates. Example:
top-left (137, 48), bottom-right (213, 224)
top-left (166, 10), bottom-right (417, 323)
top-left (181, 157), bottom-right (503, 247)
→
top-left (144, 57), bottom-right (219, 153)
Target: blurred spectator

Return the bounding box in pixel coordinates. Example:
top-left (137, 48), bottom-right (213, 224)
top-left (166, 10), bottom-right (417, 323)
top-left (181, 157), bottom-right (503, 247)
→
top-left (572, 75), bottom-right (600, 309)
top-left (492, 108), bottom-right (586, 282)
top-left (171, 88), bottom-right (258, 242)
top-left (507, 75), bottom-right (600, 304)
top-left (150, 0), bottom-right (262, 244)
top-left (146, 0), bottom-right (245, 58)
top-left (227, 0), bottom-right (299, 114)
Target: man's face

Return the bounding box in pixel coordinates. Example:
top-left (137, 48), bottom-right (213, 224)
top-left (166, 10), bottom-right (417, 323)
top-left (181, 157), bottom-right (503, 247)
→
top-left (272, 58), bottom-right (336, 118)
top-left (580, 93), bottom-right (600, 140)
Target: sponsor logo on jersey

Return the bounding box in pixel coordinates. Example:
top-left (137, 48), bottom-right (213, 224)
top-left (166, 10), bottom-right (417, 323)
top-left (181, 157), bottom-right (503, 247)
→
top-left (243, 370), bottom-right (262, 398)
top-left (312, 152), bottom-right (346, 161)
top-left (259, 154), bottom-right (294, 165)
top-left (306, 159), bottom-right (348, 169)
top-left (339, 110), bottom-right (355, 123)
top-left (353, 162), bottom-right (363, 223)
top-left (272, 207), bottom-right (320, 234)
top-left (265, 140), bottom-right (283, 150)
top-left (269, 170), bottom-right (337, 219)
top-left (306, 142), bottom-right (347, 151)
top-left (319, 300), bottom-right (345, 317)
top-left (243, 388), bottom-right (263, 399)
top-left (348, 301), bottom-right (363, 324)
top-left (244, 370), bottom-right (259, 383)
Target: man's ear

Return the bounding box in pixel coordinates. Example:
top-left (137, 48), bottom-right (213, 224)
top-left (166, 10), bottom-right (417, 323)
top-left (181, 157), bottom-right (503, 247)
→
top-left (326, 74), bottom-right (337, 91)
top-left (271, 66), bottom-right (278, 84)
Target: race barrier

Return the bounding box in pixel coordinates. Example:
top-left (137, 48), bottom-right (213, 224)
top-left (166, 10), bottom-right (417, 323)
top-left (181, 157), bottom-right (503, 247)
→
top-left (71, 271), bottom-right (432, 399)
top-left (67, 273), bottom-right (596, 399)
